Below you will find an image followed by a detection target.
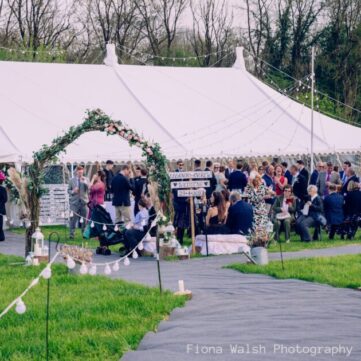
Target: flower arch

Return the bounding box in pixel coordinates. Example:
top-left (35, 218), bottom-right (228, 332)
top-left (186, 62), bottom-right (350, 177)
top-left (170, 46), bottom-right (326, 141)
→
top-left (24, 109), bottom-right (170, 254)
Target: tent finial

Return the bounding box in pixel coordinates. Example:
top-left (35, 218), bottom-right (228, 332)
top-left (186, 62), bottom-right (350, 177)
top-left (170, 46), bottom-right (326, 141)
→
top-left (104, 43), bottom-right (118, 67)
top-left (233, 47), bottom-right (246, 71)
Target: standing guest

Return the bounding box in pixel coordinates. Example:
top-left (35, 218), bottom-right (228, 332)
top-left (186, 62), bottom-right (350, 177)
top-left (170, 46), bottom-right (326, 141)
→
top-left (111, 165), bottom-right (134, 224)
top-left (281, 162), bottom-right (292, 185)
top-left (262, 160), bottom-right (269, 169)
top-left (341, 168), bottom-right (359, 196)
top-left (340, 161), bottom-right (351, 184)
top-left (317, 161), bottom-right (341, 197)
top-left (272, 185), bottom-right (296, 243)
top-left (103, 160), bottom-right (114, 201)
top-left (194, 159), bottom-right (202, 171)
top-left (206, 191), bottom-right (229, 234)
top-left (175, 159), bottom-right (185, 172)
top-left (262, 165), bottom-right (276, 208)
top-left (343, 181), bottom-right (361, 239)
top-left (290, 164), bottom-right (308, 202)
top-left (68, 165), bottom-right (89, 239)
top-left (244, 175), bottom-right (269, 231)
top-left (0, 171), bottom-right (8, 242)
top-left (131, 166), bottom-right (141, 189)
top-left (257, 166), bottom-right (265, 176)
top-left (228, 160), bottom-right (248, 192)
top-left (214, 164), bottom-right (227, 192)
top-left (225, 159), bottom-right (235, 180)
top-left (225, 191), bottom-right (253, 235)
top-left (296, 160), bottom-right (309, 183)
top-left (204, 160), bottom-right (217, 199)
top-left (221, 189), bottom-right (231, 210)
top-left (274, 164), bottom-right (288, 196)
top-left (310, 161), bottom-right (322, 186)
top-left (295, 185), bottom-right (323, 242)
top-left (134, 168), bottom-right (148, 216)
top-left (144, 192), bottom-right (157, 237)
top-left (88, 171), bottom-right (106, 217)
top-left (242, 162), bottom-right (251, 178)
top-left (323, 184), bottom-right (344, 240)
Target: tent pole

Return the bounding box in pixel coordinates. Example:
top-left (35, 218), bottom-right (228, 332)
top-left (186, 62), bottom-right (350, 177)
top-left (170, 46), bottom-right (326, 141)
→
top-left (310, 46), bottom-right (315, 173)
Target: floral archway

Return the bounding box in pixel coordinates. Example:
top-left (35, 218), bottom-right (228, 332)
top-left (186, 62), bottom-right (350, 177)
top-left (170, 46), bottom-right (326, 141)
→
top-left (22, 109), bottom-right (170, 255)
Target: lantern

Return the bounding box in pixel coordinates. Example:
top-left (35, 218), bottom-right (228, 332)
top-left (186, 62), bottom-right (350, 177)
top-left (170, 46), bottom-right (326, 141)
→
top-left (32, 227), bottom-right (45, 257)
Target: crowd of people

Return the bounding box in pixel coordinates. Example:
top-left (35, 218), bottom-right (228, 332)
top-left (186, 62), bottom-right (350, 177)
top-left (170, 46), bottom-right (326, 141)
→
top-left (172, 158), bottom-right (361, 244)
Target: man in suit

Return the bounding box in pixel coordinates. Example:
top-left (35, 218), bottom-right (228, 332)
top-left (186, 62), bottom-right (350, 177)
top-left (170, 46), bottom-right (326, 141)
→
top-left (194, 159), bottom-right (202, 171)
top-left (290, 164), bottom-right (308, 202)
top-left (226, 191), bottom-right (253, 235)
top-left (228, 160), bottom-right (247, 192)
top-left (296, 160), bottom-right (309, 183)
top-left (340, 161), bottom-right (351, 184)
top-left (262, 165), bottom-right (275, 207)
top-left (0, 171), bottom-right (8, 242)
top-left (111, 164), bottom-right (135, 223)
top-left (68, 165), bottom-right (89, 239)
top-left (103, 160), bottom-right (114, 201)
top-left (204, 160), bottom-right (217, 199)
top-left (317, 161), bottom-right (341, 197)
top-left (341, 168), bottom-right (359, 196)
top-left (310, 161), bottom-right (322, 186)
top-left (225, 159), bottom-right (235, 180)
top-left (323, 184), bottom-right (344, 239)
top-left (295, 185), bottom-right (324, 242)
top-left (133, 168), bottom-right (148, 216)
top-left (281, 162), bottom-right (292, 185)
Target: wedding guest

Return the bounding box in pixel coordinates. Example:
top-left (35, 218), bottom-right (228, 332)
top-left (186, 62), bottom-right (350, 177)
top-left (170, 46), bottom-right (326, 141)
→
top-left (133, 168), bottom-right (148, 216)
top-left (323, 184), bottom-right (344, 240)
top-left (225, 159), bottom-right (235, 180)
top-left (274, 164), bottom-right (288, 196)
top-left (310, 161), bottom-right (322, 185)
top-left (340, 161), bottom-right (351, 184)
top-left (68, 165), bottom-right (89, 239)
top-left (228, 160), bottom-right (247, 192)
top-left (144, 192), bottom-right (157, 237)
top-left (225, 191), bottom-right (253, 235)
top-left (295, 185), bottom-right (323, 242)
top-left (290, 164), bottom-right (308, 201)
top-left (257, 165), bottom-right (265, 176)
top-left (194, 159), bottom-right (202, 171)
top-left (204, 160), bottom-right (217, 199)
top-left (341, 168), bottom-right (359, 196)
top-left (272, 185), bottom-right (296, 243)
top-left (124, 198), bottom-right (149, 252)
top-left (214, 163), bottom-right (227, 192)
top-left (175, 159), bottom-right (185, 172)
top-left (242, 162), bottom-right (251, 178)
top-left (205, 191), bottom-right (229, 234)
top-left (0, 171), bottom-right (8, 242)
top-left (88, 170), bottom-right (106, 217)
top-left (103, 160), bottom-right (114, 201)
top-left (343, 181), bottom-right (361, 239)
top-left (281, 162), bottom-right (293, 185)
top-left (317, 161), bottom-right (341, 197)
top-left (262, 165), bottom-right (276, 207)
top-left (111, 165), bottom-right (134, 224)
top-left (296, 159), bottom-right (309, 183)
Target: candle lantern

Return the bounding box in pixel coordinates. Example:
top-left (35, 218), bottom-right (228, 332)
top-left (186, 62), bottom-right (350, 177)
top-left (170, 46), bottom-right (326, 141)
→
top-left (31, 227), bottom-right (48, 263)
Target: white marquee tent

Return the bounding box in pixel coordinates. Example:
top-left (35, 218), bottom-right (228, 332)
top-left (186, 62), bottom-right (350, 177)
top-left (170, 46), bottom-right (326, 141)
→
top-left (1, 45), bottom-right (361, 164)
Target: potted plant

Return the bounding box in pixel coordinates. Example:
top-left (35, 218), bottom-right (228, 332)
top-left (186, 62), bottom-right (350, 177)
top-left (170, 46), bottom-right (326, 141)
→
top-left (157, 216), bottom-right (177, 259)
top-left (249, 227), bottom-right (271, 265)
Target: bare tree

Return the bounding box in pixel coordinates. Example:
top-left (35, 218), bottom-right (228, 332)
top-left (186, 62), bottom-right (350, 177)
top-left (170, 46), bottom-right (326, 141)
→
top-left (189, 0), bottom-right (234, 67)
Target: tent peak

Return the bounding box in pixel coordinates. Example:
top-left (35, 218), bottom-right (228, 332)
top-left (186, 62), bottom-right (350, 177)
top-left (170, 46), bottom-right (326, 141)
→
top-left (232, 47), bottom-right (246, 71)
top-left (104, 43), bottom-right (118, 67)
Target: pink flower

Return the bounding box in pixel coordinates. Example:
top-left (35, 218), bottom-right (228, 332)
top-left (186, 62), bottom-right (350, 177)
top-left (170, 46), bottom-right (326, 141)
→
top-left (127, 134), bottom-right (133, 140)
top-left (119, 131), bottom-right (125, 137)
top-left (146, 148), bottom-right (153, 155)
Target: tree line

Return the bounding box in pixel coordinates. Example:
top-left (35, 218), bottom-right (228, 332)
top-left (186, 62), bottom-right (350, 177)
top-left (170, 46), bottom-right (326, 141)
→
top-left (0, 0), bottom-right (360, 123)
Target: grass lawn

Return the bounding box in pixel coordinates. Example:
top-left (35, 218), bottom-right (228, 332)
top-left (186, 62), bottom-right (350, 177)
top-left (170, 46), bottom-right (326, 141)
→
top-left (227, 254), bottom-right (361, 289)
top-left (0, 254), bottom-right (186, 361)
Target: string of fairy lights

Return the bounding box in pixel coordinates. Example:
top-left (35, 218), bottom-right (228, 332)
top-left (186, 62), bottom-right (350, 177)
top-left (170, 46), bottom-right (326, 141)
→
top-left (0, 213), bottom-right (164, 320)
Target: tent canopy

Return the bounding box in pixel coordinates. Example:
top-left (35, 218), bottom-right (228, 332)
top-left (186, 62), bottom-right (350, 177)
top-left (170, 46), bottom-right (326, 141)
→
top-left (0, 126), bottom-right (21, 163)
top-left (1, 45), bottom-right (360, 163)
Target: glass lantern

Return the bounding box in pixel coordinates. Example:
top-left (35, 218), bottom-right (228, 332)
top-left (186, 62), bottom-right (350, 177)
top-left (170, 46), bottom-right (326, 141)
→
top-left (32, 227), bottom-right (44, 257)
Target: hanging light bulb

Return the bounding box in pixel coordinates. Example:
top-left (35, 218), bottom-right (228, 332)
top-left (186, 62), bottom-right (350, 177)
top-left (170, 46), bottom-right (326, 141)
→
top-left (70, 211), bottom-right (74, 217)
top-left (132, 251), bottom-right (138, 259)
top-left (61, 212), bottom-right (65, 218)
top-left (112, 262), bottom-right (119, 272)
top-left (26, 221), bottom-right (31, 229)
top-left (114, 224), bottom-right (119, 232)
top-left (41, 266), bottom-right (52, 279)
top-left (146, 233), bottom-right (152, 241)
top-left (15, 299), bottom-right (26, 314)
top-left (89, 264), bottom-right (97, 276)
top-left (47, 217), bottom-right (51, 224)
top-left (102, 224), bottom-right (107, 231)
top-left (124, 257), bottom-right (130, 266)
top-left (79, 217), bottom-right (84, 224)
top-left (79, 263), bottom-right (88, 275)
top-left (66, 257), bottom-right (76, 270)
top-left (91, 221), bottom-right (95, 228)
top-left (104, 264), bottom-right (112, 275)
top-left (138, 242), bottom-right (144, 251)
top-left (9, 219), bottom-right (14, 225)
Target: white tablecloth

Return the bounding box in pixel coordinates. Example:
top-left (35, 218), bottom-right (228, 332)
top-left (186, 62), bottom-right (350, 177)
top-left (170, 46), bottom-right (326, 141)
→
top-left (195, 234), bottom-right (250, 255)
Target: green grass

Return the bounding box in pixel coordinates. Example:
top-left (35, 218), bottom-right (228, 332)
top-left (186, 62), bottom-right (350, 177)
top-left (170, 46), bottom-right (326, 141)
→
top-left (227, 254), bottom-right (361, 289)
top-left (0, 254), bottom-right (186, 361)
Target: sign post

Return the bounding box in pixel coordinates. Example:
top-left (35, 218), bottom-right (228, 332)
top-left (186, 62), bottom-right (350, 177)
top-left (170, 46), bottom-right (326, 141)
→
top-left (169, 171), bottom-right (212, 254)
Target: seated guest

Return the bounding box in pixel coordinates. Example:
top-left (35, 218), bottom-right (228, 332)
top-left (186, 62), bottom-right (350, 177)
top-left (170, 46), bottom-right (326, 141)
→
top-left (225, 191), bottom-right (253, 235)
top-left (343, 181), bottom-right (361, 239)
top-left (272, 185), bottom-right (296, 243)
top-left (221, 189), bottom-right (231, 210)
top-left (323, 184), bottom-right (344, 239)
top-left (206, 191), bottom-right (229, 234)
top-left (143, 192), bottom-right (157, 237)
top-left (124, 199), bottom-right (149, 251)
top-left (295, 185), bottom-right (324, 242)
top-left (274, 164), bottom-right (288, 196)
top-left (228, 160), bottom-right (247, 192)
top-left (341, 168), bottom-right (359, 196)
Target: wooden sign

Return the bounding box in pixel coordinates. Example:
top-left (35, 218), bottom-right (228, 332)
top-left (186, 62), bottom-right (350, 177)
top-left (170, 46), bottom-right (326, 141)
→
top-left (177, 189), bottom-right (205, 197)
top-left (171, 180), bottom-right (210, 189)
top-left (168, 171), bottom-right (212, 180)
